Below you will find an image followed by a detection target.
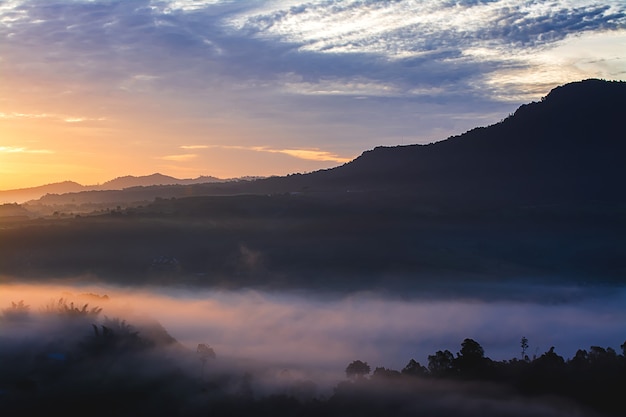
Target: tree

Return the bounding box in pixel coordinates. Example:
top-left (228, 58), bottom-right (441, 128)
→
top-left (401, 359), bottom-right (428, 377)
top-left (197, 343), bottom-right (216, 379)
top-left (345, 360), bottom-right (371, 379)
top-left (1, 300), bottom-right (30, 322)
top-left (372, 367), bottom-right (401, 379)
top-left (459, 338), bottom-right (484, 360)
top-left (455, 338), bottom-right (489, 378)
top-left (534, 347), bottom-right (565, 371)
top-left (520, 336), bottom-right (529, 360)
top-left (428, 350), bottom-right (455, 376)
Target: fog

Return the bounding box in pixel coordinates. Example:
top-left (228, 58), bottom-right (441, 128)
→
top-left (2, 281), bottom-right (624, 377)
top-left (2, 281), bottom-right (624, 415)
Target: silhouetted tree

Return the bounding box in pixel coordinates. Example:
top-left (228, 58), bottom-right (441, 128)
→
top-left (520, 336), bottom-right (529, 360)
top-left (428, 350), bottom-right (455, 377)
top-left (401, 359), bottom-right (428, 377)
top-left (1, 300), bottom-right (30, 322)
top-left (42, 298), bottom-right (102, 318)
top-left (345, 360), bottom-right (371, 379)
top-left (197, 343), bottom-right (216, 379)
top-left (569, 349), bottom-right (589, 370)
top-left (459, 338), bottom-right (484, 359)
top-left (534, 347), bottom-right (565, 370)
top-left (455, 338), bottom-right (489, 378)
top-left (372, 367), bottom-right (401, 379)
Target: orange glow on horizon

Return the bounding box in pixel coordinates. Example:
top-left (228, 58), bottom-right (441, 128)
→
top-left (0, 88), bottom-right (350, 190)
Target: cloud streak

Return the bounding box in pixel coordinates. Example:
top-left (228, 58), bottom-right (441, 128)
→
top-left (180, 145), bottom-right (210, 150)
top-left (206, 144), bottom-right (353, 163)
top-left (0, 146), bottom-right (54, 154)
top-left (0, 112), bottom-right (105, 123)
top-left (159, 153), bottom-right (198, 162)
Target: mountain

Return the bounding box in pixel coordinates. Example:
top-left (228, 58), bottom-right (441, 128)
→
top-left (190, 78), bottom-right (622, 207)
top-left (3, 79), bottom-right (625, 285)
top-left (0, 181), bottom-right (85, 204)
top-left (21, 79), bottom-right (626, 210)
top-left (97, 173), bottom-right (223, 190)
top-left (317, 78), bottom-right (626, 206)
top-left (0, 174), bottom-right (225, 204)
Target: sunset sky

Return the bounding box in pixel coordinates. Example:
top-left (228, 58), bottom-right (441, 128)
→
top-left (1, 0), bottom-right (625, 190)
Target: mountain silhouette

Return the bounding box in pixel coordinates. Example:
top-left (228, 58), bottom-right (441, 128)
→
top-left (0, 181), bottom-right (85, 204)
top-left (294, 78), bottom-right (626, 206)
top-left (22, 79), bottom-right (626, 210)
top-left (5, 79), bottom-right (625, 284)
top-left (0, 174), bottom-right (225, 204)
top-left (96, 173), bottom-right (223, 190)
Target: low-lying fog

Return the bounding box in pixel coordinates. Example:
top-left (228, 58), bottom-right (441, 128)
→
top-left (1, 282), bottom-right (624, 380)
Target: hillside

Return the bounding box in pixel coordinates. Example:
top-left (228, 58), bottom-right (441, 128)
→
top-left (0, 174), bottom-right (226, 205)
top-left (25, 79), bottom-right (625, 211)
top-left (97, 173), bottom-right (224, 190)
top-left (3, 79), bottom-right (625, 287)
top-left (0, 181), bottom-right (85, 204)
top-left (324, 79), bottom-right (626, 205)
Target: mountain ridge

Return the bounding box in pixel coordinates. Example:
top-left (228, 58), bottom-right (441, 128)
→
top-left (2, 79), bottom-right (625, 284)
top-left (11, 78), bottom-right (626, 210)
top-left (0, 173), bottom-right (228, 204)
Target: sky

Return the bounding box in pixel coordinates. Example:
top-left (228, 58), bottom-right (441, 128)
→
top-left (1, 0), bottom-right (625, 190)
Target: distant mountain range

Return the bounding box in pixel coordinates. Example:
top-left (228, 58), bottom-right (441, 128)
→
top-left (99, 173), bottom-right (223, 190)
top-left (2, 79), bottom-right (625, 285)
top-left (0, 173), bottom-right (227, 204)
top-left (7, 78), bottom-right (626, 212)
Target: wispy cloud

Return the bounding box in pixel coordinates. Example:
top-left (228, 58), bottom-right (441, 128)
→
top-left (0, 112), bottom-right (105, 123)
top-left (228, 1), bottom-right (626, 58)
top-left (0, 146), bottom-right (54, 154)
top-left (4, 0), bottom-right (623, 102)
top-left (180, 145), bottom-right (210, 150)
top-left (0, 112), bottom-right (53, 120)
top-left (209, 145), bottom-right (352, 163)
top-left (159, 154), bottom-right (198, 162)
top-left (267, 148), bottom-right (352, 163)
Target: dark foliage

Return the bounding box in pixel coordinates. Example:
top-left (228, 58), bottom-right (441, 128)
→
top-left (345, 360), bottom-right (371, 379)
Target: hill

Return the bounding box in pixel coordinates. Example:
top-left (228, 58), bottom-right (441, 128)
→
top-left (0, 174), bottom-right (226, 204)
top-left (3, 79), bottom-right (625, 287)
top-left (321, 78), bottom-right (625, 206)
top-left (26, 79), bottom-right (625, 211)
top-left (97, 173), bottom-right (224, 190)
top-left (0, 181), bottom-right (85, 204)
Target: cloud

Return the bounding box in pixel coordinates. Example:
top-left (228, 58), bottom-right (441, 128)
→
top-left (0, 112), bottom-right (104, 123)
top-left (267, 148), bottom-right (352, 163)
top-left (0, 112), bottom-right (54, 119)
top-left (159, 153), bottom-right (198, 161)
top-left (180, 145), bottom-right (209, 149)
top-left (4, 0), bottom-right (623, 102)
top-left (208, 145), bottom-right (353, 163)
top-left (227, 1), bottom-right (626, 56)
top-left (0, 146), bottom-right (54, 154)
